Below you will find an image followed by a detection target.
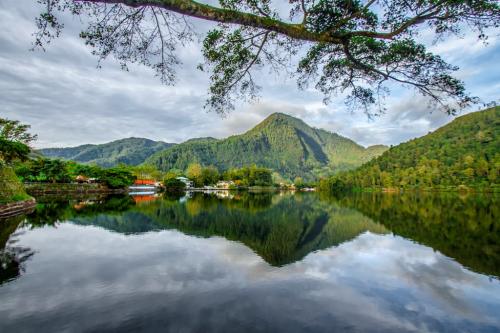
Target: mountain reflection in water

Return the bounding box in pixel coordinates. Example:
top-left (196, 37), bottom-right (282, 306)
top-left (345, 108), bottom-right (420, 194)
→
top-left (0, 191), bottom-right (498, 333)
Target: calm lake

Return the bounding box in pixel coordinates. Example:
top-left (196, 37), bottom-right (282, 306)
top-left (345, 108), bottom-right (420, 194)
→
top-left (0, 191), bottom-right (499, 332)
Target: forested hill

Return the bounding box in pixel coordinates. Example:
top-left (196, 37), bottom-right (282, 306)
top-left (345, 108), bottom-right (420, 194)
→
top-left (39, 138), bottom-right (174, 167)
top-left (324, 107), bottom-right (499, 190)
top-left (146, 113), bottom-right (387, 180)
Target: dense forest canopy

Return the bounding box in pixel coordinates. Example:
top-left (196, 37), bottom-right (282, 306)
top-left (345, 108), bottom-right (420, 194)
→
top-left (39, 138), bottom-right (174, 167)
top-left (33, 0), bottom-right (499, 115)
top-left (320, 106), bottom-right (500, 191)
top-left (15, 158), bottom-right (137, 188)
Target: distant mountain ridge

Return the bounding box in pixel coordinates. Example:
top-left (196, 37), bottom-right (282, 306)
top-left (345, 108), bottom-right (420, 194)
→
top-left (146, 113), bottom-right (388, 180)
top-left (39, 137), bottom-right (174, 167)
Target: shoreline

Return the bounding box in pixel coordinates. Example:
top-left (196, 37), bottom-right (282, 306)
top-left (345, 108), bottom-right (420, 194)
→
top-left (0, 198), bottom-right (36, 219)
top-left (24, 183), bottom-right (128, 195)
top-left (321, 186), bottom-right (500, 194)
top-left (185, 187), bottom-right (316, 192)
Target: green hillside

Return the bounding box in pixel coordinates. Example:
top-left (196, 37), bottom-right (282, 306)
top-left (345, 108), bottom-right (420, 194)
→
top-left (322, 107), bottom-right (500, 191)
top-left (146, 113), bottom-right (387, 180)
top-left (39, 137), bottom-right (174, 167)
top-left (0, 166), bottom-right (31, 204)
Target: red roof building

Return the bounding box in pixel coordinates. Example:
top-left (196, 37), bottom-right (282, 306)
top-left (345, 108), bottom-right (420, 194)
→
top-left (134, 179), bottom-right (156, 185)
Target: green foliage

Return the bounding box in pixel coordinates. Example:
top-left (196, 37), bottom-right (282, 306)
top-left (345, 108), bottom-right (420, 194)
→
top-left (185, 163), bottom-right (221, 187)
top-left (147, 113), bottom-right (387, 181)
top-left (130, 164), bottom-right (162, 180)
top-left (294, 177), bottom-right (304, 188)
top-left (15, 158), bottom-right (135, 189)
top-left (16, 159), bottom-right (71, 183)
top-left (163, 169), bottom-right (183, 181)
top-left (98, 167), bottom-right (136, 189)
top-left (202, 28), bottom-right (264, 113)
top-left (39, 137), bottom-right (174, 167)
top-left (223, 165), bottom-right (273, 187)
top-left (163, 178), bottom-right (186, 192)
top-left (186, 163), bottom-right (203, 187)
top-left (0, 166), bottom-right (31, 204)
top-left (0, 138), bottom-right (30, 164)
top-left (0, 118), bottom-right (36, 165)
top-left (201, 165), bottom-right (220, 186)
top-left (0, 118), bottom-right (37, 145)
top-left (321, 107), bottom-right (500, 192)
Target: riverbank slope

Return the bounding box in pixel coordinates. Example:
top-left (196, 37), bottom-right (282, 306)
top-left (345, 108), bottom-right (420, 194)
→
top-left (0, 166), bottom-right (35, 218)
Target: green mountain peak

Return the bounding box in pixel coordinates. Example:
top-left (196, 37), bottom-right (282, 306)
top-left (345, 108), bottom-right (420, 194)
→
top-left (146, 113), bottom-right (387, 180)
top-left (252, 112), bottom-right (309, 131)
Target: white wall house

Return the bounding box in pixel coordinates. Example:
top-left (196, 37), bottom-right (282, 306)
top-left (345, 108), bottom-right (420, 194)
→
top-left (176, 176), bottom-right (194, 188)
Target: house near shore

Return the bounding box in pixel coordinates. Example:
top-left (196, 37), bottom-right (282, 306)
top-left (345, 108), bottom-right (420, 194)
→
top-left (132, 179), bottom-right (162, 189)
top-left (134, 179), bottom-right (156, 186)
top-left (75, 175), bottom-right (98, 184)
top-left (176, 176), bottom-right (194, 188)
top-left (75, 175), bottom-right (89, 183)
top-left (216, 180), bottom-right (235, 189)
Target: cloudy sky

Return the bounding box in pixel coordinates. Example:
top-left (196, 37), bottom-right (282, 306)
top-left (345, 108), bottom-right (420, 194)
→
top-left (0, 2), bottom-right (498, 148)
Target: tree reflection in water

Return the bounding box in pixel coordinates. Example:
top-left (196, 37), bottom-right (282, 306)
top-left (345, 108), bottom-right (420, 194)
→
top-left (1, 191), bottom-right (498, 283)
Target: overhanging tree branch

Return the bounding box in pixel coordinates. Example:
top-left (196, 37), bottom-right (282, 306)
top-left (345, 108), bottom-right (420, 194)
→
top-left (34, 0), bottom-right (499, 115)
top-left (76, 0), bottom-right (341, 43)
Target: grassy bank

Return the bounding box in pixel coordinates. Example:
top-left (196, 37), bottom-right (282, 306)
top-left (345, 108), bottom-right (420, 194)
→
top-left (0, 166), bottom-right (32, 205)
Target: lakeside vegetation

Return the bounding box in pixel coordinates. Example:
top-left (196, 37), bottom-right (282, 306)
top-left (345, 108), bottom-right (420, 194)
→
top-left (319, 107), bottom-right (499, 193)
top-left (161, 164), bottom-right (275, 190)
top-left (15, 159), bottom-right (136, 189)
top-left (183, 164), bottom-right (274, 188)
top-left (11, 153), bottom-right (278, 194)
top-left (0, 117), bottom-right (137, 198)
top-left (0, 167), bottom-right (31, 205)
top-left (0, 118), bottom-right (35, 205)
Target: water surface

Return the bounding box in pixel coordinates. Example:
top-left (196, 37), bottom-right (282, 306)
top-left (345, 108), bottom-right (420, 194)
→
top-left (0, 191), bottom-right (499, 332)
